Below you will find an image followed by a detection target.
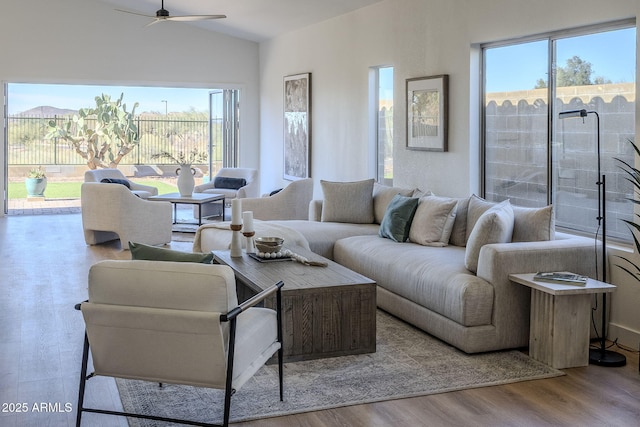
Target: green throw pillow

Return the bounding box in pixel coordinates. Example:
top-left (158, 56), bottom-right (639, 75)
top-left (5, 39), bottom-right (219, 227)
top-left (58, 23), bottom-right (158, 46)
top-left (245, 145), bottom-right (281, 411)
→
top-left (378, 194), bottom-right (419, 242)
top-left (129, 242), bottom-right (214, 263)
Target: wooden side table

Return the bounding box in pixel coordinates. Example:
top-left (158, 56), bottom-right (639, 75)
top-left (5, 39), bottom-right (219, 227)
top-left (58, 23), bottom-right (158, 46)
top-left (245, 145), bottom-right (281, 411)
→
top-left (509, 273), bottom-right (616, 369)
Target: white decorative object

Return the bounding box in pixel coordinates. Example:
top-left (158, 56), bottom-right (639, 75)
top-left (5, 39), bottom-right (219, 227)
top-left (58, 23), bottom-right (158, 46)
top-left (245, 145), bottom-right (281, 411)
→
top-left (242, 211), bottom-right (256, 254)
top-left (242, 211), bottom-right (254, 232)
top-left (231, 199), bottom-right (242, 224)
top-left (230, 200), bottom-right (243, 257)
top-left (176, 165), bottom-right (195, 197)
top-left (230, 223), bottom-right (243, 257)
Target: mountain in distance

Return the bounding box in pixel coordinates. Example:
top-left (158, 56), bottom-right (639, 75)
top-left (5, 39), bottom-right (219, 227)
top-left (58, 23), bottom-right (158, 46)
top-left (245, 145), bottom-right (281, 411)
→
top-left (15, 106), bottom-right (77, 117)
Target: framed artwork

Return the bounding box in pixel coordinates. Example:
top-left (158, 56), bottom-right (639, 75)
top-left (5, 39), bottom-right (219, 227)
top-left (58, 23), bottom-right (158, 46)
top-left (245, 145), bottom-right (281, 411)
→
top-left (406, 74), bottom-right (448, 151)
top-left (283, 72), bottom-right (312, 180)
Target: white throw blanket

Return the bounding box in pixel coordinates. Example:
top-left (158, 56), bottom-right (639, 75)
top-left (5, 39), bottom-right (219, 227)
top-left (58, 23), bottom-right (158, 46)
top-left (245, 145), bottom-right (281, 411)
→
top-left (193, 220), bottom-right (311, 253)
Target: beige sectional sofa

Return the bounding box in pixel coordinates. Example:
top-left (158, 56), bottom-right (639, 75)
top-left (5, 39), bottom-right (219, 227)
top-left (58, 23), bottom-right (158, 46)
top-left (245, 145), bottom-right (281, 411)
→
top-left (195, 179), bottom-right (597, 354)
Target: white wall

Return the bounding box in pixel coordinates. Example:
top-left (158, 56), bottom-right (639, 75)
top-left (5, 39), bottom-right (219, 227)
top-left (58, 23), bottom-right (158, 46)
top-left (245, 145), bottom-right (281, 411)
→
top-left (259, 0), bottom-right (640, 346)
top-left (1, 0), bottom-right (260, 212)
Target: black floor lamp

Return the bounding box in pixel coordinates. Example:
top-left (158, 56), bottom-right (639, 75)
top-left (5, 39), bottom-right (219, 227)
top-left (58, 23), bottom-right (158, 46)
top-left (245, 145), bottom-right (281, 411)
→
top-left (559, 108), bottom-right (626, 367)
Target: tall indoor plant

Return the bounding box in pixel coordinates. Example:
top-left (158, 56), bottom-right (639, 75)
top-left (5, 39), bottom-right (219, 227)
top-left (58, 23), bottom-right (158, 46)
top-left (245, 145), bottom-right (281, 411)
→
top-left (614, 139), bottom-right (640, 283)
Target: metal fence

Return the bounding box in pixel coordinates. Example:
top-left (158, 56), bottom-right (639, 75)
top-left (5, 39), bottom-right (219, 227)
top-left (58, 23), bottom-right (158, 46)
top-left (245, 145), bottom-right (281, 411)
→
top-left (7, 115), bottom-right (220, 166)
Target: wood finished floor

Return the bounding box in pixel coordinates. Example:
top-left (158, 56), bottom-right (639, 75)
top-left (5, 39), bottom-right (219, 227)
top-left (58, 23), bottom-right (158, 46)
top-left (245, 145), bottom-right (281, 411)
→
top-left (1, 213), bottom-right (639, 427)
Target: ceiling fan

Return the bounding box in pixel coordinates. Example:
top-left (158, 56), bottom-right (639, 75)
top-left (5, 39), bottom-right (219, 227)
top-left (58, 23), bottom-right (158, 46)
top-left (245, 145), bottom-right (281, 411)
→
top-left (116, 0), bottom-right (226, 26)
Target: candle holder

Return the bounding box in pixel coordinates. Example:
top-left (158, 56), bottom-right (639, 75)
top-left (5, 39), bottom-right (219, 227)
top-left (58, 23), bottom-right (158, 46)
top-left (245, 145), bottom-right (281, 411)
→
top-left (243, 230), bottom-right (256, 254)
top-left (230, 223), bottom-right (243, 257)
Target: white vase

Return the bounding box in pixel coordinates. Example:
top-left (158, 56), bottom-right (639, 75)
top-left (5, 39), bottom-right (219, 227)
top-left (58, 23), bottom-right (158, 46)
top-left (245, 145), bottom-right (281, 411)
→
top-left (176, 165), bottom-right (195, 197)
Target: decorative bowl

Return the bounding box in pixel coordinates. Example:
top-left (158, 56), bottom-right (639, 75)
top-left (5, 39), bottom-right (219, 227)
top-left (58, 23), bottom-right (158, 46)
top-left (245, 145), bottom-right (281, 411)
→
top-left (255, 237), bottom-right (284, 253)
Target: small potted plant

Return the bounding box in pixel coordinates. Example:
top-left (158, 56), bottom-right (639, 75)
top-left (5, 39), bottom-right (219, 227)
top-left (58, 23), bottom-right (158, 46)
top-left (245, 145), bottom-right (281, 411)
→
top-left (25, 166), bottom-right (47, 197)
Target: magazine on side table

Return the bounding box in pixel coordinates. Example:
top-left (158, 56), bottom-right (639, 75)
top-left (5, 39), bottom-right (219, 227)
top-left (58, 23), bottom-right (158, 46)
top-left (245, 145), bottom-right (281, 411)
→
top-left (533, 272), bottom-right (588, 286)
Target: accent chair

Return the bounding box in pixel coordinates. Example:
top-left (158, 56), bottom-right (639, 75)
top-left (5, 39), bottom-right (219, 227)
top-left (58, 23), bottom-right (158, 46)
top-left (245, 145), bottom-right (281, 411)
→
top-left (80, 182), bottom-right (172, 248)
top-left (75, 260), bottom-right (284, 427)
top-left (194, 168), bottom-right (259, 218)
top-left (240, 178), bottom-right (314, 220)
top-left (84, 168), bottom-right (159, 199)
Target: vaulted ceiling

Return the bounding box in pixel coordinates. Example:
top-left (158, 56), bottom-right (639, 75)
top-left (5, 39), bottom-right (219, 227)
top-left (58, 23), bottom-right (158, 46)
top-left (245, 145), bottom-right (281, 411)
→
top-left (102, 0), bottom-right (384, 42)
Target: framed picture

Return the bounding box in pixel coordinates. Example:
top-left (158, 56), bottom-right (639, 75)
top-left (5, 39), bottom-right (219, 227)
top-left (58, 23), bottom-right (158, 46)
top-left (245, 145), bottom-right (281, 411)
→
top-left (406, 74), bottom-right (448, 151)
top-left (283, 72), bottom-right (312, 180)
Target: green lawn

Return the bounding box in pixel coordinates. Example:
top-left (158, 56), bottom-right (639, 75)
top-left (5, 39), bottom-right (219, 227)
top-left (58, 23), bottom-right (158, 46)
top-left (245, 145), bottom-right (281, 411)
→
top-left (8, 180), bottom-right (178, 199)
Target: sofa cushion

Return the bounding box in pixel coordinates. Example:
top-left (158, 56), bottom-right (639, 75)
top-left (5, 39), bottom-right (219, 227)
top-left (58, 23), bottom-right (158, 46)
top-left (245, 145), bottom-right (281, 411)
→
top-left (379, 194), bottom-right (419, 242)
top-left (449, 196), bottom-right (470, 247)
top-left (214, 176), bottom-right (246, 190)
top-left (464, 200), bottom-right (514, 273)
top-left (512, 205), bottom-right (555, 242)
top-left (464, 195), bottom-right (554, 244)
top-left (373, 183), bottom-right (415, 224)
top-left (129, 241), bottom-right (214, 263)
top-left (321, 179), bottom-right (375, 223)
top-left (334, 235), bottom-right (494, 327)
top-left (465, 195), bottom-right (498, 242)
top-left (270, 220), bottom-right (379, 260)
top-left (409, 196), bottom-right (458, 247)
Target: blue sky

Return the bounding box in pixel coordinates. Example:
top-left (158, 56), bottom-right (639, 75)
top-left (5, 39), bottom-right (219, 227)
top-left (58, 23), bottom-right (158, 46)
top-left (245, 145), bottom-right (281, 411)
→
top-left (486, 27), bottom-right (635, 93)
top-left (8, 84), bottom-right (213, 115)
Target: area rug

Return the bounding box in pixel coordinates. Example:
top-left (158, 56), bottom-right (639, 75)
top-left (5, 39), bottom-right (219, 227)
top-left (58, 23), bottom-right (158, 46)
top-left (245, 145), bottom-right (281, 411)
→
top-left (117, 310), bottom-right (563, 426)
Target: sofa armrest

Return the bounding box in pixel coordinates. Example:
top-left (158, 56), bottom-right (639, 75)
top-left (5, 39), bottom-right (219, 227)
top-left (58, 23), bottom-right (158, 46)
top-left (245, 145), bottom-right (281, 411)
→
top-left (474, 235), bottom-right (598, 349)
top-left (477, 235), bottom-right (598, 284)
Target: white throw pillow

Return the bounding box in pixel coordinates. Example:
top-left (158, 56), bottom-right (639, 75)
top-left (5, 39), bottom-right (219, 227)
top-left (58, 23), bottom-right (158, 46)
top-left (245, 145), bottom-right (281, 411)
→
top-left (321, 179), bottom-right (375, 223)
top-left (464, 199), bottom-right (514, 273)
top-left (409, 196), bottom-right (458, 247)
top-left (465, 194), bottom-right (497, 242)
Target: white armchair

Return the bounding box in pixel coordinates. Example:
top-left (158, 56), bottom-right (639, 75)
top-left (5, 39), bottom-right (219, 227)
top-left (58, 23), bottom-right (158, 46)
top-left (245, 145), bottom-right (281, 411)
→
top-left (84, 168), bottom-right (158, 199)
top-left (75, 260), bottom-right (284, 427)
top-left (240, 178), bottom-right (314, 220)
top-left (194, 168), bottom-right (259, 218)
top-left (81, 182), bottom-right (172, 248)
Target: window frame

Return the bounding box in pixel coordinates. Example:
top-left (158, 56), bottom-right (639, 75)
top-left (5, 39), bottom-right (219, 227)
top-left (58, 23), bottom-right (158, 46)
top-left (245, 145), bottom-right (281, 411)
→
top-left (481, 18), bottom-right (636, 239)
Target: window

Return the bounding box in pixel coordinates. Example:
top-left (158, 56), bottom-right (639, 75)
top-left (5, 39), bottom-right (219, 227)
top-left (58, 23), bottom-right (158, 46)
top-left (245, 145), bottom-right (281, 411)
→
top-left (372, 66), bottom-right (394, 185)
top-left (483, 21), bottom-right (636, 240)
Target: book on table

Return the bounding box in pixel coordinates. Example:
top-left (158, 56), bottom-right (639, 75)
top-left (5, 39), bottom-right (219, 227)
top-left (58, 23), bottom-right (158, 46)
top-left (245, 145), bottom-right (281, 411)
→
top-left (533, 272), bottom-right (588, 285)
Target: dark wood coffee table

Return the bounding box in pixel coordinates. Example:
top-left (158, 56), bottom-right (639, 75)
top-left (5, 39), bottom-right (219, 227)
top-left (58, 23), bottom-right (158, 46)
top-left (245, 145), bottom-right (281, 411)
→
top-left (213, 247), bottom-right (377, 362)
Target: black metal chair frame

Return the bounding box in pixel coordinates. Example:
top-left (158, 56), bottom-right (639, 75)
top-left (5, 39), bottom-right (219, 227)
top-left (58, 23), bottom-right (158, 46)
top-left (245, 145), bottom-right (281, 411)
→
top-left (75, 281), bottom-right (284, 427)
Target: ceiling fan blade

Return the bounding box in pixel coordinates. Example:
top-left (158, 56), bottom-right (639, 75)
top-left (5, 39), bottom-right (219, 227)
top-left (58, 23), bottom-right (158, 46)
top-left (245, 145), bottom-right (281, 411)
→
top-left (115, 8), bottom-right (154, 18)
top-left (166, 15), bottom-right (227, 22)
top-left (145, 19), bottom-right (163, 27)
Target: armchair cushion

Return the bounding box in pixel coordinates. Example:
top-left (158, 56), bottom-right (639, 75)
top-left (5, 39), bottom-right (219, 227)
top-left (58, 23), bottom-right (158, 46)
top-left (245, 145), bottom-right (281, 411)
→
top-left (85, 168), bottom-right (158, 198)
top-left (214, 176), bottom-right (247, 190)
top-left (100, 178), bottom-right (131, 188)
top-left (129, 242), bottom-right (213, 263)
